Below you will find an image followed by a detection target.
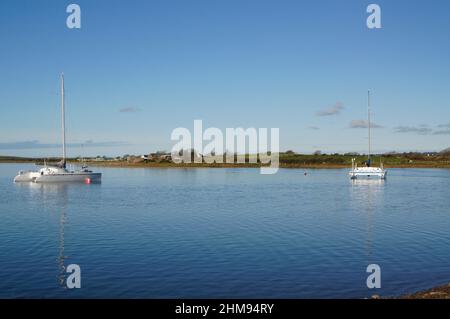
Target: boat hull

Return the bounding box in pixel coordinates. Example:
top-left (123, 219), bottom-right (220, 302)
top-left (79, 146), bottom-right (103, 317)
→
top-left (349, 169), bottom-right (387, 180)
top-left (13, 171), bottom-right (41, 182)
top-left (34, 172), bottom-right (101, 183)
top-left (14, 167), bottom-right (101, 183)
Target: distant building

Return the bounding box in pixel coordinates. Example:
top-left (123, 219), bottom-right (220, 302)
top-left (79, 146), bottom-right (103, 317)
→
top-left (147, 152), bottom-right (172, 162)
top-left (344, 152), bottom-right (360, 156)
top-left (127, 156), bottom-right (145, 164)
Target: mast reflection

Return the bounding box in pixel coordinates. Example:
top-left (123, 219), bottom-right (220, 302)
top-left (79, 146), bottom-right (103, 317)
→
top-left (14, 183), bottom-right (71, 288)
top-left (350, 179), bottom-right (386, 264)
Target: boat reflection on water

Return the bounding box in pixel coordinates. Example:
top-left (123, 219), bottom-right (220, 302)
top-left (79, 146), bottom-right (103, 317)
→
top-left (13, 182), bottom-right (78, 289)
top-left (350, 178), bottom-right (386, 264)
top-left (58, 205), bottom-right (67, 288)
top-left (351, 178), bottom-right (386, 189)
top-left (350, 178), bottom-right (386, 205)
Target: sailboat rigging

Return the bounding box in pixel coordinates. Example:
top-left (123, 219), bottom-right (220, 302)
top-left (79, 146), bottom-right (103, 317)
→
top-left (349, 91), bottom-right (387, 180)
top-left (14, 74), bottom-right (102, 183)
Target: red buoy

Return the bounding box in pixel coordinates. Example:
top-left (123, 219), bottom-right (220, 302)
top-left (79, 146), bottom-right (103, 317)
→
top-left (85, 177), bottom-right (91, 184)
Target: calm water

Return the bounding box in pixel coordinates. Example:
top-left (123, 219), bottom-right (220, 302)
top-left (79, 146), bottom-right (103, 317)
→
top-left (0, 163), bottom-right (449, 298)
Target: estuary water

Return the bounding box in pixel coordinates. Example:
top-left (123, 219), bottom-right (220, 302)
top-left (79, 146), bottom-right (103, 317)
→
top-left (0, 163), bottom-right (449, 298)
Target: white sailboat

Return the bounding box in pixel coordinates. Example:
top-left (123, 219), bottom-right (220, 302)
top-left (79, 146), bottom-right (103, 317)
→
top-left (14, 74), bottom-right (102, 183)
top-left (349, 91), bottom-right (387, 180)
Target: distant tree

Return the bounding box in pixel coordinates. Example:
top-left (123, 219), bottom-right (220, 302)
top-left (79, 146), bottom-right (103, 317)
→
top-left (285, 150), bottom-right (295, 155)
top-left (313, 150), bottom-right (322, 156)
top-left (440, 147), bottom-right (450, 155)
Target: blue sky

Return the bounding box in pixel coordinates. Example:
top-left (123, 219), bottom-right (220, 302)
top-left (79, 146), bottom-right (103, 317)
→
top-left (1, 0), bottom-right (450, 157)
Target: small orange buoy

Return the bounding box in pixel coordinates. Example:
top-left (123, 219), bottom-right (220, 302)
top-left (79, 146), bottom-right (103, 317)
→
top-left (85, 177), bottom-right (91, 184)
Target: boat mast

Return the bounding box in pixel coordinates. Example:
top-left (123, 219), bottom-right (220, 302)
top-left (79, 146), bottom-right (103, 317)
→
top-left (368, 90), bottom-right (371, 165)
top-left (61, 73), bottom-right (66, 163)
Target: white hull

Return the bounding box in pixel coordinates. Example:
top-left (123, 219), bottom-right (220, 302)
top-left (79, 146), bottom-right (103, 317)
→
top-left (35, 172), bottom-right (101, 183)
top-left (13, 171), bottom-right (41, 182)
top-left (349, 167), bottom-right (387, 180)
top-left (14, 170), bottom-right (101, 183)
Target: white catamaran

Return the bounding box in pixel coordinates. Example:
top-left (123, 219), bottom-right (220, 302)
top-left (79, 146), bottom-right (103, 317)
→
top-left (14, 74), bottom-right (102, 183)
top-left (349, 91), bottom-right (387, 180)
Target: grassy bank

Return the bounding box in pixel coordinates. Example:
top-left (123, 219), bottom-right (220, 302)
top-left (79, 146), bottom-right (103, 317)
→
top-left (58, 153), bottom-right (450, 169)
top-left (2, 153), bottom-right (450, 169)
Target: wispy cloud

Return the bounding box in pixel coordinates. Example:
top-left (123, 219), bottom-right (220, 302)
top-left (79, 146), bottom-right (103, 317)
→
top-left (433, 130), bottom-right (450, 135)
top-left (393, 123), bottom-right (450, 135)
top-left (349, 120), bottom-right (383, 129)
top-left (394, 126), bottom-right (432, 135)
top-left (307, 126), bottom-right (320, 130)
top-left (119, 106), bottom-right (141, 113)
top-left (316, 102), bottom-right (344, 116)
top-left (0, 140), bottom-right (129, 150)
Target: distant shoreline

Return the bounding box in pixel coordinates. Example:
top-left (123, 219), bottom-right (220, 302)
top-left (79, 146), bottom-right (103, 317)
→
top-left (85, 161), bottom-right (450, 169)
top-left (2, 152), bottom-right (450, 169)
top-left (1, 160), bottom-right (450, 169)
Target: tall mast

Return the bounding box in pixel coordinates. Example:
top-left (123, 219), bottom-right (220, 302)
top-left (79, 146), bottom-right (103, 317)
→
top-left (368, 90), bottom-right (371, 162)
top-left (61, 73), bottom-right (66, 162)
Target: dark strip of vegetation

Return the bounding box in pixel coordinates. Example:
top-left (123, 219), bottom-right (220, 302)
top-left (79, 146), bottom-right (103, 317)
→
top-left (3, 151), bottom-right (449, 168)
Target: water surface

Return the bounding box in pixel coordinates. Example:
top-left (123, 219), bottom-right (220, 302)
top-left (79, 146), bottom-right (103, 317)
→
top-left (0, 163), bottom-right (449, 298)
